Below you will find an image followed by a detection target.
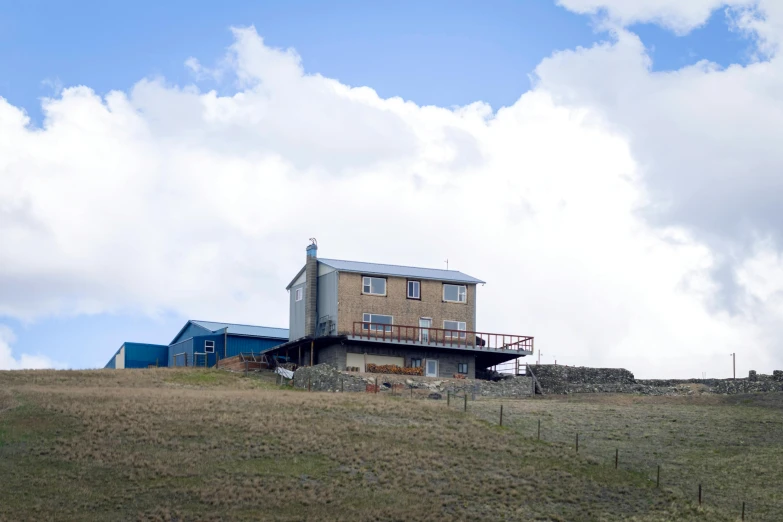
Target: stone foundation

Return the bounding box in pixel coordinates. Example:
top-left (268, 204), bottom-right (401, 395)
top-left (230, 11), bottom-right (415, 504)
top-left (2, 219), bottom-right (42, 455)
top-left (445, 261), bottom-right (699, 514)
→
top-left (293, 364), bottom-right (533, 398)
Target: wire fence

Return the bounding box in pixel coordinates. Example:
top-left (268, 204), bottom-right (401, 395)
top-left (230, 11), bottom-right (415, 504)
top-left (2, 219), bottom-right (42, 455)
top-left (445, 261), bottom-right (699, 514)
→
top-left (447, 397), bottom-right (782, 521)
top-left (293, 376), bottom-right (781, 519)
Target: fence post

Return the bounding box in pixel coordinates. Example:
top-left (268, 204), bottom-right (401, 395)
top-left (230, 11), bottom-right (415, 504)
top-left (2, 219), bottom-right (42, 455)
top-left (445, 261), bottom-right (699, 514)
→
top-left (537, 419), bottom-right (541, 440)
top-left (447, 392), bottom-right (451, 406)
top-left (656, 465), bottom-right (660, 488)
top-left (741, 501), bottom-right (745, 520)
top-left (341, 379), bottom-right (344, 393)
top-left (463, 394), bottom-right (467, 412)
top-left (375, 377), bottom-right (378, 394)
top-left (698, 484), bottom-right (702, 505)
top-left (500, 405), bottom-right (503, 426)
top-left (615, 449), bottom-right (618, 469)
top-left (410, 385), bottom-right (413, 398)
top-left (576, 433), bottom-right (579, 453)
top-left (308, 376), bottom-right (311, 392)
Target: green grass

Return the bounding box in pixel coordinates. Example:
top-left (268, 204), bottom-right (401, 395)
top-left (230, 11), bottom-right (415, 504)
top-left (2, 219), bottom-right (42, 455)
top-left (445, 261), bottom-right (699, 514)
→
top-left (1, 369), bottom-right (777, 521)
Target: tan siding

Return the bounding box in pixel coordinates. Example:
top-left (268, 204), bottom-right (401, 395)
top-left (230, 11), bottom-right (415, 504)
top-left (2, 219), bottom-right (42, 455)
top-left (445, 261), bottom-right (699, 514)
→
top-left (336, 272), bottom-right (476, 341)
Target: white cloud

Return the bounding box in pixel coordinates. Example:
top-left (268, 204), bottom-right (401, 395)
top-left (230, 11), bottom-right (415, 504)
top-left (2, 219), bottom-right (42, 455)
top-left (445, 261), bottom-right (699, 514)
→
top-left (557, 0), bottom-right (751, 33)
top-left (0, 325), bottom-right (67, 370)
top-left (1, 25), bottom-right (782, 377)
top-left (556, 0), bottom-right (782, 54)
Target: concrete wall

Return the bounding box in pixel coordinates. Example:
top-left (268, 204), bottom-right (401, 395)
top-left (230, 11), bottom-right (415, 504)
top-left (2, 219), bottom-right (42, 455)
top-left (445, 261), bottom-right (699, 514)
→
top-left (336, 272), bottom-right (476, 341)
top-left (316, 341), bottom-right (476, 379)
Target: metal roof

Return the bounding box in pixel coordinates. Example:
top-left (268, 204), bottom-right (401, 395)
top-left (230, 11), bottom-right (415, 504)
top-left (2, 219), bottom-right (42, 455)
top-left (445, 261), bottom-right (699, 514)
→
top-left (190, 320), bottom-right (289, 339)
top-left (318, 258), bottom-right (485, 284)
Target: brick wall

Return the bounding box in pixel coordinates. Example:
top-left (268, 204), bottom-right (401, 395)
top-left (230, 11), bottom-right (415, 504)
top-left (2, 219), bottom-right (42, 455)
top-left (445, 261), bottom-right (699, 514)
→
top-left (336, 272), bottom-right (476, 342)
top-left (317, 341), bottom-right (476, 379)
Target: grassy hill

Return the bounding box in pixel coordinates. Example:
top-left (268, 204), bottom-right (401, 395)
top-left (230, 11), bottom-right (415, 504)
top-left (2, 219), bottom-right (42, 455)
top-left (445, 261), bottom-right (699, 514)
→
top-left (1, 368), bottom-right (780, 521)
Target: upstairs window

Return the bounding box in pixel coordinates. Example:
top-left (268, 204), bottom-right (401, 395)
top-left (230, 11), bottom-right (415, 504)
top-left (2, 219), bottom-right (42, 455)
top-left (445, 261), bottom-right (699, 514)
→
top-left (362, 313), bottom-right (393, 333)
top-left (362, 276), bottom-right (387, 296)
top-left (205, 340), bottom-right (215, 353)
top-left (444, 320), bottom-right (467, 339)
top-left (407, 280), bottom-right (420, 299)
top-left (295, 288), bottom-right (303, 301)
top-left (443, 284), bottom-right (467, 303)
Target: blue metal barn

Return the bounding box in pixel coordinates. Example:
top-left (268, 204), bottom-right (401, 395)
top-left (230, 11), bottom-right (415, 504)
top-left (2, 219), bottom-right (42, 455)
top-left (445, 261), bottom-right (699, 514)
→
top-left (104, 320), bottom-right (288, 369)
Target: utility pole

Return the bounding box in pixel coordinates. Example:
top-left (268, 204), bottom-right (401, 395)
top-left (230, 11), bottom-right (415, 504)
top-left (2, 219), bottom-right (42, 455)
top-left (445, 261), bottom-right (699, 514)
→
top-left (730, 353), bottom-right (736, 379)
top-left (444, 259), bottom-right (449, 270)
top-left (537, 351), bottom-right (542, 365)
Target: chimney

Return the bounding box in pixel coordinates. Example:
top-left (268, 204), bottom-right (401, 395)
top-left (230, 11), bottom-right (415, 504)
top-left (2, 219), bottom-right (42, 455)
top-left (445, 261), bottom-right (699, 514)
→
top-left (304, 239), bottom-right (318, 338)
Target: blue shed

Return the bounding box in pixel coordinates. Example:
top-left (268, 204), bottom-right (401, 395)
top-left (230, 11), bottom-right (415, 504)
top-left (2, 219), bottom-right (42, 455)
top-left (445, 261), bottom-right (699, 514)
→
top-left (105, 343), bottom-right (169, 369)
top-left (168, 320), bottom-right (288, 367)
top-left (105, 320), bottom-right (288, 369)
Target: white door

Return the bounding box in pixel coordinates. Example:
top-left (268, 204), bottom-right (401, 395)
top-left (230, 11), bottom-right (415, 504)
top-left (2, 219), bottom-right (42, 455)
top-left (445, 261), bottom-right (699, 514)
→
top-left (425, 359), bottom-right (438, 377)
top-left (419, 318), bottom-right (432, 343)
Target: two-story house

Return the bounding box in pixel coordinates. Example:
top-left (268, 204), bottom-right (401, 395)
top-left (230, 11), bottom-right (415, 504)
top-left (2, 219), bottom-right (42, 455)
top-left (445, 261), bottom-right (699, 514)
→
top-left (269, 241), bottom-right (533, 379)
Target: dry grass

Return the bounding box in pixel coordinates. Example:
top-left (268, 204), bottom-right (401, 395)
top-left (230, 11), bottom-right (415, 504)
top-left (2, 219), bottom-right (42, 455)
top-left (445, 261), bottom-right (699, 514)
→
top-left (0, 369), bottom-right (749, 521)
top-left (468, 393), bottom-right (783, 521)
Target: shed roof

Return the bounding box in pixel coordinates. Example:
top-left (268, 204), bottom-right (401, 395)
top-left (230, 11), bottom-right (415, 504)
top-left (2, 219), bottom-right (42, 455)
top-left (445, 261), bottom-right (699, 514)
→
top-left (318, 258), bottom-right (485, 284)
top-left (189, 320), bottom-right (289, 339)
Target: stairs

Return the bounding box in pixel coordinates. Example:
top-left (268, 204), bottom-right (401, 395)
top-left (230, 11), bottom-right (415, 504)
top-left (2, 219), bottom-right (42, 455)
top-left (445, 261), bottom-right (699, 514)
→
top-left (526, 364), bottom-right (545, 395)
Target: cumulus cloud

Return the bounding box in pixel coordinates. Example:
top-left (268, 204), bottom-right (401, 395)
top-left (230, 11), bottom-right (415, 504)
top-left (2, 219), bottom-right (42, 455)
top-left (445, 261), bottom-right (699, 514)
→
top-left (1, 25), bottom-right (781, 377)
top-left (0, 325), bottom-right (67, 370)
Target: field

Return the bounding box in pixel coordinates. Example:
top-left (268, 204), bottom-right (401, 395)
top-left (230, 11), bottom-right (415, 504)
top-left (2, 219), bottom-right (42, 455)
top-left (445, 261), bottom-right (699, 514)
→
top-left (1, 369), bottom-right (781, 521)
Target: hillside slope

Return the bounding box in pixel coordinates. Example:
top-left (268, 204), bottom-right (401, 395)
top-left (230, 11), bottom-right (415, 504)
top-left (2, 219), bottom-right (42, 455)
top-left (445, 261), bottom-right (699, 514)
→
top-left (0, 369), bottom-right (735, 521)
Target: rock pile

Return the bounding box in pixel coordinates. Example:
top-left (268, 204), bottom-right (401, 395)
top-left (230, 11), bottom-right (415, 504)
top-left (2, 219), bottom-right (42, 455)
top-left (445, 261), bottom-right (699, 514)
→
top-left (532, 364), bottom-right (783, 396)
top-left (293, 364), bottom-right (533, 398)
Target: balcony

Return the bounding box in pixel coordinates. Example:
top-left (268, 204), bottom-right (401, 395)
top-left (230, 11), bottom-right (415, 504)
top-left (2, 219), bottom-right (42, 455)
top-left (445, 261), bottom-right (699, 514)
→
top-left (349, 322), bottom-right (534, 354)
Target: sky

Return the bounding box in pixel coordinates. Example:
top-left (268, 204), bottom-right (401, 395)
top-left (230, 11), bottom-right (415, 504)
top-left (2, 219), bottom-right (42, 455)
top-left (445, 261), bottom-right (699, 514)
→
top-left (1, 0), bottom-right (782, 378)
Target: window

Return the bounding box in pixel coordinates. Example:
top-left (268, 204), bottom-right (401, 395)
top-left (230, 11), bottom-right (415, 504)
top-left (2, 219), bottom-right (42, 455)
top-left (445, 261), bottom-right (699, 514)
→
top-left (444, 320), bottom-right (467, 339)
top-left (443, 284), bottom-right (467, 303)
top-left (410, 358), bottom-right (422, 368)
top-left (362, 276), bottom-right (387, 296)
top-left (362, 313), bottom-right (393, 333)
top-left (295, 287), bottom-right (303, 301)
top-left (458, 363), bottom-right (468, 374)
top-left (407, 280), bottom-right (420, 299)
top-left (205, 340), bottom-right (215, 353)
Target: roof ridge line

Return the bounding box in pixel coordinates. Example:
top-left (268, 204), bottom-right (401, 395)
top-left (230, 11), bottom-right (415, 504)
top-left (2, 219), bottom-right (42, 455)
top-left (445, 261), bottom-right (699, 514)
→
top-left (319, 257), bottom-right (469, 274)
top-left (191, 320), bottom-right (288, 330)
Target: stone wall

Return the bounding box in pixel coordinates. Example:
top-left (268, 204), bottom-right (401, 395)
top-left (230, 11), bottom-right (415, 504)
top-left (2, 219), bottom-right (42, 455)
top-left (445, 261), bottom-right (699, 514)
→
top-left (530, 364), bottom-right (783, 395)
top-left (293, 364), bottom-right (532, 398)
top-left (531, 365), bottom-right (635, 395)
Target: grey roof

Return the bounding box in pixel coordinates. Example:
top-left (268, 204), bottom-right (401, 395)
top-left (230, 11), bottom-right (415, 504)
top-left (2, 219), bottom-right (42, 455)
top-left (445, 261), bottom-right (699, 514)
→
top-left (318, 258), bottom-right (485, 284)
top-left (191, 320), bottom-right (289, 339)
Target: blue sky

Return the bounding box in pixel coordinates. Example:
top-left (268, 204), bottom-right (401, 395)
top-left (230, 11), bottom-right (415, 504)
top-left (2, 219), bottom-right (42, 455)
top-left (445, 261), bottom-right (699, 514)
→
top-left (0, 0), bottom-right (767, 372)
top-left (2, 1), bottom-right (751, 125)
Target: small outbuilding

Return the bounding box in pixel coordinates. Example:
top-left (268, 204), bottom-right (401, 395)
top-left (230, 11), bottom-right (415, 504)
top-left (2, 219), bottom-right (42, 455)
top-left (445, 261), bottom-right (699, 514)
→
top-left (104, 320), bottom-right (288, 369)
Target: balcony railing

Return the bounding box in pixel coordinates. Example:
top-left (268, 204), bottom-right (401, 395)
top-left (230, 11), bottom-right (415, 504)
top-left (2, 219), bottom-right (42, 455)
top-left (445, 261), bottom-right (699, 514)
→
top-left (350, 322), bottom-right (534, 353)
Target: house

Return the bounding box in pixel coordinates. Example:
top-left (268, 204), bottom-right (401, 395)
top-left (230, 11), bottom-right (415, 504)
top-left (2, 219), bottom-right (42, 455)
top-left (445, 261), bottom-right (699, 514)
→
top-left (105, 320), bottom-right (288, 369)
top-left (266, 241), bottom-right (533, 379)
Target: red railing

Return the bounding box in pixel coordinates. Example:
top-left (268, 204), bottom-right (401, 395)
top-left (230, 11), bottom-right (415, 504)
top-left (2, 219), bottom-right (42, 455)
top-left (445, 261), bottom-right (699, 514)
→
top-left (350, 322), bottom-right (534, 353)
